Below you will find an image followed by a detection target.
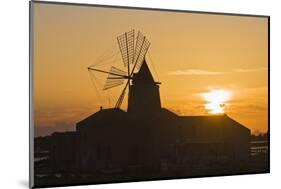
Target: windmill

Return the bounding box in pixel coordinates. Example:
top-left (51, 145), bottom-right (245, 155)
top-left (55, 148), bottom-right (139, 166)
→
top-left (88, 30), bottom-right (151, 109)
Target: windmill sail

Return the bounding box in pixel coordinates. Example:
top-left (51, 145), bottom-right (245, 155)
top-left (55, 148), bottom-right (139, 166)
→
top-left (103, 66), bottom-right (127, 90)
top-left (133, 31), bottom-right (151, 72)
top-left (108, 66), bottom-right (127, 77)
top-left (103, 79), bottom-right (124, 90)
top-left (117, 29), bottom-right (135, 67)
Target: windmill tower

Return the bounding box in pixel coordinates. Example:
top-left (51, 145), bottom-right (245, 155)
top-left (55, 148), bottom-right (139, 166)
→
top-left (88, 30), bottom-right (161, 114)
top-left (128, 59), bottom-right (161, 114)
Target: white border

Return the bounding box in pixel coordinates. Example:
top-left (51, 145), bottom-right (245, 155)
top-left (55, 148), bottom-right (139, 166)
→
top-left (1, 0), bottom-right (280, 189)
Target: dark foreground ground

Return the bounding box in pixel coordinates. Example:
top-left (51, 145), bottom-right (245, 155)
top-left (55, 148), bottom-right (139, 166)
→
top-left (33, 135), bottom-right (269, 188)
top-left (34, 148), bottom-right (268, 188)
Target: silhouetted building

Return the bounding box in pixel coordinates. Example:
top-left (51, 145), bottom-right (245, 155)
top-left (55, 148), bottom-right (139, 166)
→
top-left (48, 60), bottom-right (250, 173)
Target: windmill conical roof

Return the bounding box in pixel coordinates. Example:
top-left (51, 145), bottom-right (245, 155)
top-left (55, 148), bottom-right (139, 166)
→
top-left (132, 59), bottom-right (155, 84)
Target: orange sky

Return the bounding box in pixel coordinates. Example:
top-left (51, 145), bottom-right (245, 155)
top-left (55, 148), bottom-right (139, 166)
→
top-left (32, 2), bottom-right (268, 136)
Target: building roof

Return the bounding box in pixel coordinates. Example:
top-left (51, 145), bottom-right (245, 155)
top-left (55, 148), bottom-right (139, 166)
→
top-left (76, 108), bottom-right (127, 128)
top-left (178, 114), bottom-right (250, 132)
top-left (76, 106), bottom-right (249, 135)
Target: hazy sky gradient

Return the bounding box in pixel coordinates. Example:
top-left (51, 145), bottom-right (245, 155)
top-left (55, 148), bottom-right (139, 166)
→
top-left (33, 3), bottom-right (268, 136)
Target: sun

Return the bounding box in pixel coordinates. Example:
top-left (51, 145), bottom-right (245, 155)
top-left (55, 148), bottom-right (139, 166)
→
top-left (201, 89), bottom-right (232, 114)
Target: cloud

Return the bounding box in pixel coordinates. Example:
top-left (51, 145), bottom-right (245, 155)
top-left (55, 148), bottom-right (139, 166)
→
top-left (234, 67), bottom-right (267, 73)
top-left (168, 69), bottom-right (224, 76)
top-left (168, 67), bottom-right (267, 76)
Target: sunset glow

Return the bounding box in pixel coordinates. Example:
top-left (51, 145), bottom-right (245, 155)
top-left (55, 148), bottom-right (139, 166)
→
top-left (33, 4), bottom-right (268, 136)
top-left (202, 90), bottom-right (232, 114)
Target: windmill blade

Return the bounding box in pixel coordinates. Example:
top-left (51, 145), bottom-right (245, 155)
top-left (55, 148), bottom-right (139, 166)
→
top-left (88, 66), bottom-right (127, 78)
top-left (103, 66), bottom-right (127, 90)
top-left (115, 81), bottom-right (129, 109)
top-left (132, 31), bottom-right (150, 73)
top-left (109, 66), bottom-right (127, 76)
top-left (117, 30), bottom-right (135, 67)
top-left (103, 80), bottom-right (124, 90)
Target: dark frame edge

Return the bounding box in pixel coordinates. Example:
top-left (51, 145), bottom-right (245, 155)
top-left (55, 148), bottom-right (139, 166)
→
top-left (31, 0), bottom-right (269, 18)
top-left (268, 16), bottom-right (270, 173)
top-left (29, 1), bottom-right (35, 188)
